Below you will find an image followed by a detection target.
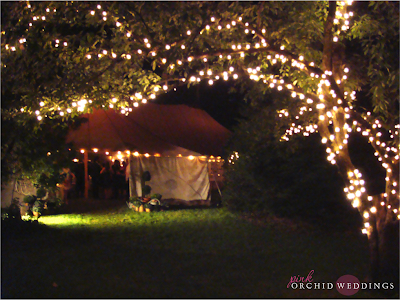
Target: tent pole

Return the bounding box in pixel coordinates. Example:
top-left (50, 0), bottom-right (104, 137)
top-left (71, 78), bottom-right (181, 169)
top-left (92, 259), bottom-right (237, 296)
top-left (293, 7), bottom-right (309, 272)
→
top-left (209, 161), bottom-right (222, 197)
top-left (138, 155), bottom-right (144, 198)
top-left (128, 153), bottom-right (137, 198)
top-left (84, 151), bottom-right (89, 199)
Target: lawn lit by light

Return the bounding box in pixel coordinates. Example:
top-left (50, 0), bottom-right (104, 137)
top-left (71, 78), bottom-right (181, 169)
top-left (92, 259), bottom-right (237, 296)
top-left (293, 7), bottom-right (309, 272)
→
top-left (38, 214), bottom-right (92, 226)
top-left (4, 207), bottom-right (375, 298)
top-left (36, 208), bottom-right (223, 229)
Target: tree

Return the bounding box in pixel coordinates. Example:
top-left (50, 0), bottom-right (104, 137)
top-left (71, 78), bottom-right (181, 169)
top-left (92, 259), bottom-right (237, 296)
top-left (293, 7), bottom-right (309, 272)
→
top-left (2, 112), bottom-right (74, 185)
top-left (2, 1), bottom-right (398, 284)
top-left (223, 92), bottom-right (363, 232)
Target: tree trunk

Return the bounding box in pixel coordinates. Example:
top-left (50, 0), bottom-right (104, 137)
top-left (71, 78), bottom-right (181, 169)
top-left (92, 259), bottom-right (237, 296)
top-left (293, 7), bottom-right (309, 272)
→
top-left (320, 1), bottom-right (399, 290)
top-left (369, 194), bottom-right (399, 291)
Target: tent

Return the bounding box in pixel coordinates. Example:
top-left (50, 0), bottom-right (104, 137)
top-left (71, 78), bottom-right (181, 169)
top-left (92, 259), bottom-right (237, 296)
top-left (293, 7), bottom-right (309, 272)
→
top-left (65, 103), bottom-right (231, 205)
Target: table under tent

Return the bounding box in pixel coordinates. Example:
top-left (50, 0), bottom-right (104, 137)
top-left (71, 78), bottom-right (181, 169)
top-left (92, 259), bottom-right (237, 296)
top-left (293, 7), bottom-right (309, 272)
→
top-left (65, 103), bottom-right (231, 206)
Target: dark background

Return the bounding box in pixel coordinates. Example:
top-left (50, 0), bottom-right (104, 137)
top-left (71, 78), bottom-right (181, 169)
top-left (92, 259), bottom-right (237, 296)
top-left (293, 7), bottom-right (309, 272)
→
top-left (154, 80), bottom-right (244, 131)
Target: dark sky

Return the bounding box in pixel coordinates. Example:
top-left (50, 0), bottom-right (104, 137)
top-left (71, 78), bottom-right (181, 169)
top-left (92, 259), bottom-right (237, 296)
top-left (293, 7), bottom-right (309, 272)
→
top-left (154, 80), bottom-right (245, 131)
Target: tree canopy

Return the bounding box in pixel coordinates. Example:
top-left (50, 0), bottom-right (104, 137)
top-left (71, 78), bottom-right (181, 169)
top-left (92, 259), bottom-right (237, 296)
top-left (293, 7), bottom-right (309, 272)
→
top-left (1, 1), bottom-right (399, 236)
top-left (3, 2), bottom-right (397, 118)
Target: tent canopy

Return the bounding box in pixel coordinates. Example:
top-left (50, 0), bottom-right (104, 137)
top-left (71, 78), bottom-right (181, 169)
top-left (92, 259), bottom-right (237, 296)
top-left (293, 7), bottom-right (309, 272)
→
top-left (65, 103), bottom-right (230, 202)
top-left (66, 103), bottom-right (231, 156)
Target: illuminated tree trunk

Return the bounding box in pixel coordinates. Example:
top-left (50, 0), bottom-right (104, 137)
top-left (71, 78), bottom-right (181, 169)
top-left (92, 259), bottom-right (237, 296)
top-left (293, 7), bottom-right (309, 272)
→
top-left (373, 162), bottom-right (399, 286)
top-left (321, 1), bottom-right (399, 287)
top-left (369, 194), bottom-right (399, 286)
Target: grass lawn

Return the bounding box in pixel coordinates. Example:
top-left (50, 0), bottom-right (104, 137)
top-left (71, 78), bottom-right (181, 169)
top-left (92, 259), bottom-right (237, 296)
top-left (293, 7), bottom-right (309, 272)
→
top-left (1, 198), bottom-right (394, 298)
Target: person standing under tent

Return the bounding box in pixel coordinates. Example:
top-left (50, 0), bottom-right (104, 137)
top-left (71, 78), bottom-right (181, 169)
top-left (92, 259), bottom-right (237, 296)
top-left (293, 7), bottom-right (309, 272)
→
top-left (111, 159), bottom-right (123, 200)
top-left (73, 159), bottom-right (85, 198)
top-left (100, 161), bottom-right (112, 200)
top-left (89, 156), bottom-right (103, 199)
top-left (58, 167), bottom-right (76, 204)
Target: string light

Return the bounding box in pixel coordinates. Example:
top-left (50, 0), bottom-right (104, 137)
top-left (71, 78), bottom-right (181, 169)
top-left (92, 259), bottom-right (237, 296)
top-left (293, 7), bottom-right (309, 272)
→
top-left (7, 2), bottom-right (399, 227)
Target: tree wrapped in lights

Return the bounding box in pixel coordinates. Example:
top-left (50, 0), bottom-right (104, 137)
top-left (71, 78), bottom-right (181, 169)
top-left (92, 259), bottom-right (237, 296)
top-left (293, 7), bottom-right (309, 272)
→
top-left (223, 97), bottom-right (362, 230)
top-left (2, 1), bottom-right (398, 283)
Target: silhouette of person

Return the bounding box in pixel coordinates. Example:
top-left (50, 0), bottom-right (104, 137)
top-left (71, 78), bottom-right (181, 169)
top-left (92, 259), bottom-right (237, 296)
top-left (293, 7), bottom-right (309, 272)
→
top-left (89, 156), bottom-right (103, 199)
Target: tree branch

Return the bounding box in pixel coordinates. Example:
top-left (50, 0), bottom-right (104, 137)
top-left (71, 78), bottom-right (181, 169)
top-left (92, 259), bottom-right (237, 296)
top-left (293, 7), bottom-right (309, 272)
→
top-left (322, 1), bottom-right (337, 71)
top-left (129, 7), bottom-right (153, 39)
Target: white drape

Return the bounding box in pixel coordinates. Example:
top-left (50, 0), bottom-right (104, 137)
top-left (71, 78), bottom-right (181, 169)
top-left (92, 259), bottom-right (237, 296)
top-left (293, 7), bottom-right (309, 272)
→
top-left (128, 154), bottom-right (210, 201)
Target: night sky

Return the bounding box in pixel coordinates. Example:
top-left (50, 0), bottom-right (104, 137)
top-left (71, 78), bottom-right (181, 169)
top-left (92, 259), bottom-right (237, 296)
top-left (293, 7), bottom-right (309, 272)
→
top-left (154, 80), bottom-right (246, 131)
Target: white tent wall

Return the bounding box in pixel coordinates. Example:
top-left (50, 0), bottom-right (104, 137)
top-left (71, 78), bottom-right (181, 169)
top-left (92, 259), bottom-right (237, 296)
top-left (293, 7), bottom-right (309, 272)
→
top-left (65, 104), bottom-right (231, 204)
top-left (128, 154), bottom-right (211, 205)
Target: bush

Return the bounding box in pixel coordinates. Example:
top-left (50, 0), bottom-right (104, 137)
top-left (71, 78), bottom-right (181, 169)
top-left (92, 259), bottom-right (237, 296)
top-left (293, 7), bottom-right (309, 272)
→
top-left (23, 195), bottom-right (36, 205)
top-left (223, 105), bottom-right (361, 229)
top-left (128, 196), bottom-right (138, 203)
top-left (1, 198), bottom-right (21, 221)
top-left (131, 197), bottom-right (142, 207)
top-left (36, 187), bottom-right (47, 199)
top-left (150, 193), bottom-right (162, 200)
top-left (46, 197), bottom-right (63, 211)
top-left (32, 200), bottom-right (45, 214)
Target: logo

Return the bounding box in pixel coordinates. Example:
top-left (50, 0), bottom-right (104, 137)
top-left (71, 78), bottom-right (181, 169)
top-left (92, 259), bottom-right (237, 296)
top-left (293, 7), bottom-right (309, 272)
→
top-left (336, 275), bottom-right (360, 296)
top-left (287, 270), bottom-right (334, 290)
top-left (287, 270), bottom-right (314, 289)
top-left (287, 271), bottom-right (395, 295)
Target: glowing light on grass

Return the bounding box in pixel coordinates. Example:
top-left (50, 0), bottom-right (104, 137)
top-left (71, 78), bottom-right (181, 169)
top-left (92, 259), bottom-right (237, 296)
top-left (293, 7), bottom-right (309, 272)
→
top-left (39, 215), bottom-right (89, 226)
top-left (7, 1), bottom-right (399, 227)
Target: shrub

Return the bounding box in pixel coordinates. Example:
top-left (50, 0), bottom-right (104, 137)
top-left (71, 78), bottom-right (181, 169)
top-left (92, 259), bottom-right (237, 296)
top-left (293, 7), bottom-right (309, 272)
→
top-left (1, 198), bottom-right (21, 221)
top-left (128, 196), bottom-right (139, 203)
top-left (150, 193), bottom-right (162, 200)
top-left (223, 105), bottom-right (361, 229)
top-left (36, 187), bottom-right (47, 199)
top-left (32, 201), bottom-right (45, 214)
top-left (46, 197), bottom-right (63, 210)
top-left (23, 195), bottom-right (36, 205)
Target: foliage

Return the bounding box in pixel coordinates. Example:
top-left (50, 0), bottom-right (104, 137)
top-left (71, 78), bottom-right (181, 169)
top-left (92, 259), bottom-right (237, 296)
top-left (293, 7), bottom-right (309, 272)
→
top-left (128, 194), bottom-right (169, 211)
top-left (150, 193), bottom-right (162, 200)
top-left (23, 195), bottom-right (36, 204)
top-left (144, 202), bottom-right (152, 210)
top-left (347, 1), bottom-right (399, 122)
top-left (0, 198), bottom-right (47, 235)
top-left (128, 196), bottom-right (140, 203)
top-left (45, 196), bottom-right (63, 211)
top-left (127, 196), bottom-right (141, 208)
top-left (21, 182), bottom-right (64, 218)
top-left (1, 198), bottom-right (22, 221)
top-left (128, 195), bottom-right (164, 212)
top-left (36, 187), bottom-right (47, 198)
top-left (1, 2), bottom-right (398, 237)
top-left (32, 200), bottom-right (45, 214)
top-left (223, 103), bottom-right (361, 228)
top-left (1, 111), bottom-right (76, 187)
top-left (1, 1), bottom-right (397, 133)
top-left (0, 2), bottom-right (325, 114)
